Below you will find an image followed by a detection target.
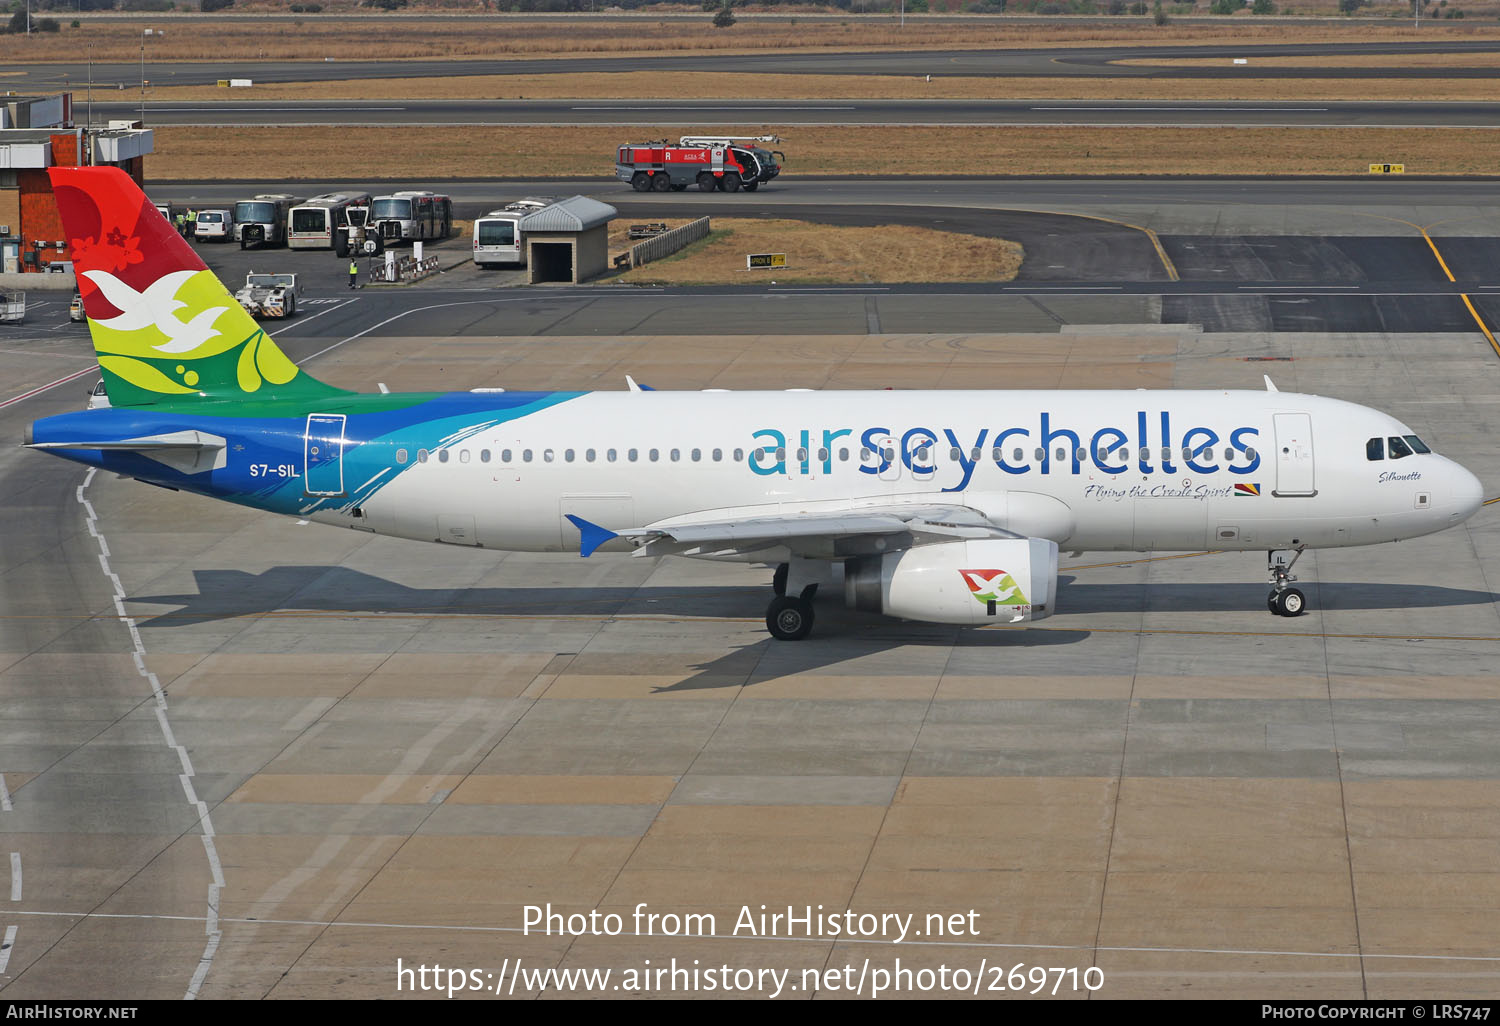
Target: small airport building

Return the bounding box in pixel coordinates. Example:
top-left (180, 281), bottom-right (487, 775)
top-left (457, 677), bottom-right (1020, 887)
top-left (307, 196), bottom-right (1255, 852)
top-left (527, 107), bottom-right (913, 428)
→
top-left (1, 93), bottom-right (154, 278)
top-left (520, 195), bottom-right (618, 285)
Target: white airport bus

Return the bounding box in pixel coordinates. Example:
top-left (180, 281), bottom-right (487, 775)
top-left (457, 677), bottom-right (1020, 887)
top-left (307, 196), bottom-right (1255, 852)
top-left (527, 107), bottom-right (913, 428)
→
top-left (233, 194), bottom-right (303, 249)
top-left (472, 198), bottom-right (555, 269)
top-left (288, 192), bottom-right (373, 250)
top-left (371, 191), bottom-right (454, 244)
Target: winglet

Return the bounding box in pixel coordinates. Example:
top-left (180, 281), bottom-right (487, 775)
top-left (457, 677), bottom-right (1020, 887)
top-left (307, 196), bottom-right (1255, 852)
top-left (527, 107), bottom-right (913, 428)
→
top-left (1264, 374), bottom-right (1279, 393)
top-left (565, 514), bottom-right (618, 558)
top-left (625, 375), bottom-right (655, 392)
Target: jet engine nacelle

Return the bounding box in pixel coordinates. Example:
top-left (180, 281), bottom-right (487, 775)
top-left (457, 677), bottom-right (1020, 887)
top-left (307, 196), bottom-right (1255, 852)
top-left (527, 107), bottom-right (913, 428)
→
top-left (843, 538), bottom-right (1059, 625)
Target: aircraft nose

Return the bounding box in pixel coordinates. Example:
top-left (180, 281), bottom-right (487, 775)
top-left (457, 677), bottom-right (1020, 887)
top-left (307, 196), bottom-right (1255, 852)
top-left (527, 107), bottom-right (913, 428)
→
top-left (1451, 462), bottom-right (1485, 524)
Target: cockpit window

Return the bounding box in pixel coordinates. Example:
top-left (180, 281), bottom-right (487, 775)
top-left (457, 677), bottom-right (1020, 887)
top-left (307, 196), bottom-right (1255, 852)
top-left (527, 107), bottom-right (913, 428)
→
top-left (1366, 437), bottom-right (1384, 462)
top-left (1388, 436), bottom-right (1414, 460)
top-left (1404, 434), bottom-right (1431, 454)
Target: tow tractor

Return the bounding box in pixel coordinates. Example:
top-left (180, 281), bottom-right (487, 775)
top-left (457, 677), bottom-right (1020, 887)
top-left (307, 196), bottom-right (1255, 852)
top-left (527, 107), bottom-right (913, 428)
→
top-left (234, 272), bottom-right (300, 319)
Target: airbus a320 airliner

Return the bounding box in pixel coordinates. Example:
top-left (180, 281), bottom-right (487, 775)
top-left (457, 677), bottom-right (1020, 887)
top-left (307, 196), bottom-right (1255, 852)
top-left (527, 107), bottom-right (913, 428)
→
top-left (24, 168), bottom-right (1485, 639)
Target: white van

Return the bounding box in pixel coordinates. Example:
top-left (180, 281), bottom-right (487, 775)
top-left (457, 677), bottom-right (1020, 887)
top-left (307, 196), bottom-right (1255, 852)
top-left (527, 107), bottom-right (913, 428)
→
top-left (193, 209), bottom-right (232, 243)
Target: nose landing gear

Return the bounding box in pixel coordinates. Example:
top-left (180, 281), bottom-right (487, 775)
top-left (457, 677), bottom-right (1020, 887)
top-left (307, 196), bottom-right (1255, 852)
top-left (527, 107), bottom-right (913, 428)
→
top-left (1267, 547), bottom-right (1307, 617)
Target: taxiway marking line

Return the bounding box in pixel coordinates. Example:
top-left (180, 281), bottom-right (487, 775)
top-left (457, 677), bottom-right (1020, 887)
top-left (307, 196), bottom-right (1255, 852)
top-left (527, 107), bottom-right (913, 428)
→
top-left (2, 907), bottom-right (1499, 963)
top-left (0, 366), bottom-right (96, 411)
top-left (1409, 226), bottom-right (1500, 357)
top-left (1421, 228), bottom-right (1458, 283)
top-left (44, 608), bottom-right (1499, 644)
top-left (9, 854), bottom-right (18, 902)
top-left (75, 468), bottom-right (224, 1000)
top-left (0, 775), bottom-right (10, 812)
top-left (1460, 293), bottom-right (1500, 360)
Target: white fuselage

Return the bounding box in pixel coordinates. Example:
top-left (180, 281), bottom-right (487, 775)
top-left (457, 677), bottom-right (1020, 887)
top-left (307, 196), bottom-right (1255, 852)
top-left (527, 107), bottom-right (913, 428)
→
top-left (317, 390), bottom-right (1483, 559)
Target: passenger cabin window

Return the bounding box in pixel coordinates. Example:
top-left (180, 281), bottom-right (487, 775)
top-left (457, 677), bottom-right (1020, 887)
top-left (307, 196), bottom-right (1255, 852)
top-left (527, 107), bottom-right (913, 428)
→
top-left (1367, 437), bottom-right (1384, 461)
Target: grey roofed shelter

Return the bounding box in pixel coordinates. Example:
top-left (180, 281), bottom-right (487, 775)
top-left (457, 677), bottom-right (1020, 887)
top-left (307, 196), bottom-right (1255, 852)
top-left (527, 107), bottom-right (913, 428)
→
top-left (519, 195), bottom-right (618, 285)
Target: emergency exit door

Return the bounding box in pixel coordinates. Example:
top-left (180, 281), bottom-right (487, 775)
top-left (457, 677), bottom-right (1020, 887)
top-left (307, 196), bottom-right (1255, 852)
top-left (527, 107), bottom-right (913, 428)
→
top-left (304, 413), bottom-right (347, 497)
top-left (1272, 412), bottom-right (1316, 497)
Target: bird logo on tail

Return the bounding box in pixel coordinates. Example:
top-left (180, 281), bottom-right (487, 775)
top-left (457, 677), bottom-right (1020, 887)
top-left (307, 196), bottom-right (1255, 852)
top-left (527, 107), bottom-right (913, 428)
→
top-left (82, 268), bottom-right (229, 355)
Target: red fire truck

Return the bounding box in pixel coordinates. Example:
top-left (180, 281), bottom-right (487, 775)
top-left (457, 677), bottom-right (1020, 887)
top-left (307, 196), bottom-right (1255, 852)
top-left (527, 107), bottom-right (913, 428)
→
top-left (614, 136), bottom-right (784, 193)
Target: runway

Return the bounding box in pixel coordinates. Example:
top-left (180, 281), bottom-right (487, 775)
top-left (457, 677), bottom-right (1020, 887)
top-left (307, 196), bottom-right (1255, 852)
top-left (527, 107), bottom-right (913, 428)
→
top-left (10, 39), bottom-right (1500, 93)
top-left (2, 185), bottom-right (1500, 999)
top-left (92, 97), bottom-right (1500, 128)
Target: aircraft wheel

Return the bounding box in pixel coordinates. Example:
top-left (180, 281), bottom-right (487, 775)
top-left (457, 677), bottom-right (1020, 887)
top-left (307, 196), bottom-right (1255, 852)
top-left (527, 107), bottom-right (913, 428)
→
top-left (772, 562), bottom-right (789, 597)
top-left (766, 595), bottom-right (814, 641)
top-left (1276, 588), bottom-right (1306, 617)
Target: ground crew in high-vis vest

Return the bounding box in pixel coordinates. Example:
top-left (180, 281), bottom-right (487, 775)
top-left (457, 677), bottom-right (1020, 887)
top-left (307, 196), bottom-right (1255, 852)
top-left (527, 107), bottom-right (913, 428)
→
top-left (348, 259), bottom-right (358, 289)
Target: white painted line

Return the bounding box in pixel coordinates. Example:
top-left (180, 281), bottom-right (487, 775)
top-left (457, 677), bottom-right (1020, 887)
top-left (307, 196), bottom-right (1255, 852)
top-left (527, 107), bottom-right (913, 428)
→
top-left (0, 366), bottom-right (96, 411)
top-left (76, 467), bottom-right (223, 999)
top-left (1031, 105), bottom-right (1330, 112)
top-left (153, 106), bottom-right (405, 112)
top-left (0, 775), bottom-right (10, 812)
top-left (5, 907), bottom-right (1500, 964)
top-left (571, 105), bottom-right (855, 111)
top-left (8, 854), bottom-right (18, 901)
top-left (275, 296), bottom-right (357, 331)
top-left (0, 925), bottom-right (14, 973)
top-left (1004, 285), bottom-right (1123, 291)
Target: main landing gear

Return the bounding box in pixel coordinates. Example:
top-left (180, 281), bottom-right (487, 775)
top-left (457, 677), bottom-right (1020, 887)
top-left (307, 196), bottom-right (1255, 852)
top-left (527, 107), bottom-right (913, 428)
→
top-left (766, 561), bottom-right (817, 640)
top-left (1267, 547), bottom-right (1307, 617)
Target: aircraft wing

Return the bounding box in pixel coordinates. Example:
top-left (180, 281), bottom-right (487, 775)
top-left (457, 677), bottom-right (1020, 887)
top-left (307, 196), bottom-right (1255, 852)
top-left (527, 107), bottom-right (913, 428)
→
top-left (26, 429), bottom-right (227, 475)
top-left (567, 502), bottom-right (1017, 559)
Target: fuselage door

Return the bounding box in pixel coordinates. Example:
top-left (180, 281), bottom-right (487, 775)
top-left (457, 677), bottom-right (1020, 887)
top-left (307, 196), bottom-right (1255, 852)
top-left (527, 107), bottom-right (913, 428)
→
top-left (304, 413), bottom-right (347, 497)
top-left (1272, 412), bottom-right (1316, 497)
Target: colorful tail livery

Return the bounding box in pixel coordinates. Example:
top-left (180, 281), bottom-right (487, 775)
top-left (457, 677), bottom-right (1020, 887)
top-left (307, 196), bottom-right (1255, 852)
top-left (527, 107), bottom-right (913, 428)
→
top-left (28, 166), bottom-right (1485, 640)
top-left (53, 166), bottom-right (344, 407)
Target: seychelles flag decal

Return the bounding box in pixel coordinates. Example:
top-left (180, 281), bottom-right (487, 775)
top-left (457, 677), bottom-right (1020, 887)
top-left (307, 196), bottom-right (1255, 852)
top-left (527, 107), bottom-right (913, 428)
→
top-left (1234, 482), bottom-right (1261, 497)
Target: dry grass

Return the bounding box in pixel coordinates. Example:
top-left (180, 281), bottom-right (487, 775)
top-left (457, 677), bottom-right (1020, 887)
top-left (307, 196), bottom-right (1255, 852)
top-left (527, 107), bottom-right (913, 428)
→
top-left (148, 123), bottom-right (1500, 180)
top-left (8, 15), bottom-right (1500, 63)
top-left (147, 69), bottom-right (1500, 102)
top-left (611, 218), bottom-right (1023, 285)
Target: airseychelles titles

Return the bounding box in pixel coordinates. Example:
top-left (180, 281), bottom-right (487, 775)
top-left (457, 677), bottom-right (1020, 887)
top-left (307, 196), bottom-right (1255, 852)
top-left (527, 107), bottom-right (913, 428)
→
top-left (524, 904), bottom-right (981, 944)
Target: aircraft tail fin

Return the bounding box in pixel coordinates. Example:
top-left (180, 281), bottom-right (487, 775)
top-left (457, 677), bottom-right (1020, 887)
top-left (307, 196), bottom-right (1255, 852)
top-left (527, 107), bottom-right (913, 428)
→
top-left (48, 166), bottom-right (347, 408)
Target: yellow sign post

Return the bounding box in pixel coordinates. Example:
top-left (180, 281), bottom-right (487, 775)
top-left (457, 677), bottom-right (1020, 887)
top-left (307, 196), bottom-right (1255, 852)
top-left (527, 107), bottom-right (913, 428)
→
top-left (1368, 163), bottom-right (1406, 174)
top-left (746, 253), bottom-right (787, 269)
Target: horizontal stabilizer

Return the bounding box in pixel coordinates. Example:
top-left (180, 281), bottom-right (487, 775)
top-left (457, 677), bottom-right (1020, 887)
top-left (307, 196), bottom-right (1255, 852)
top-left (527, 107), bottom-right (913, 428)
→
top-left (27, 429), bottom-right (226, 475)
